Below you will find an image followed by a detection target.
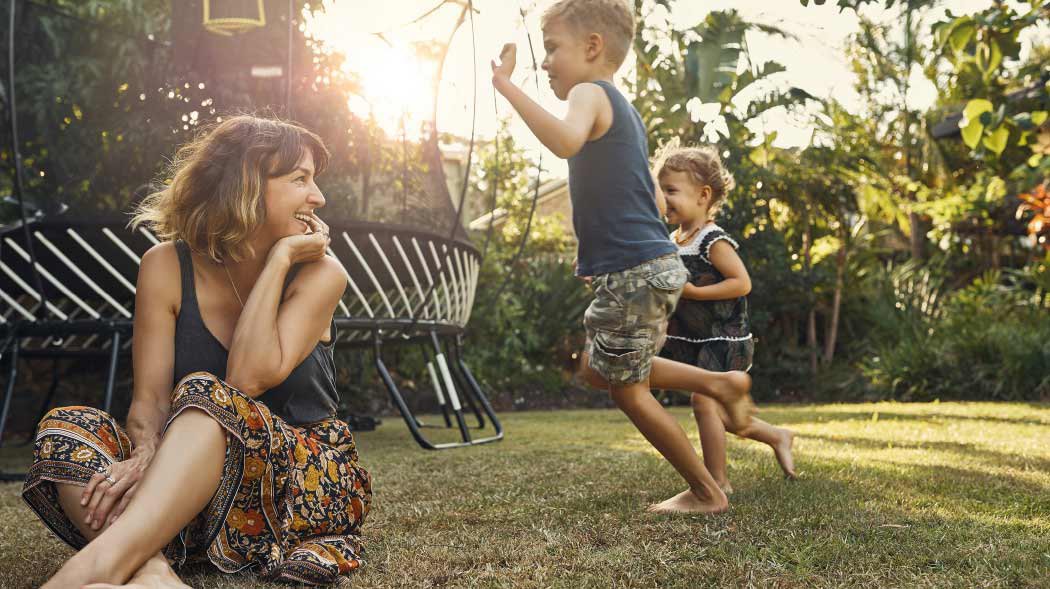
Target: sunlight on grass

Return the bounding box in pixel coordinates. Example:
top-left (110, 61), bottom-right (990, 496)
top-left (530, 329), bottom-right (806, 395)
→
top-left (1, 402), bottom-right (1047, 588)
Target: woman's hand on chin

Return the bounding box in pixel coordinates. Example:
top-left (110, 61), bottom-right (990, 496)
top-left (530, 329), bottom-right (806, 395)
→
top-left (271, 213), bottom-right (331, 266)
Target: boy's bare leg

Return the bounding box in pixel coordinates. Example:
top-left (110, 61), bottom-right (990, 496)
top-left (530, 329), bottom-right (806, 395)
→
top-left (691, 394), bottom-right (732, 493)
top-left (607, 380), bottom-right (728, 515)
top-left (579, 353), bottom-right (754, 431)
top-left (42, 409), bottom-right (225, 588)
top-left (647, 357), bottom-right (755, 432)
top-left (693, 394), bottom-right (797, 483)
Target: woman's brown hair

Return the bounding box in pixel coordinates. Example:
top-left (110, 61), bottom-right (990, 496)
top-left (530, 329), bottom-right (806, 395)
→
top-left (131, 115), bottom-right (330, 262)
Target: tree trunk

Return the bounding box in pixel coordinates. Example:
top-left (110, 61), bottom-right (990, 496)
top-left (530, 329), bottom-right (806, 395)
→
top-left (989, 232), bottom-right (1001, 269)
top-left (902, 7), bottom-right (926, 263)
top-left (807, 309), bottom-right (819, 374)
top-left (802, 207), bottom-right (818, 374)
top-left (782, 314), bottom-right (798, 352)
top-left (908, 212), bottom-right (925, 261)
top-left (823, 242), bottom-right (847, 365)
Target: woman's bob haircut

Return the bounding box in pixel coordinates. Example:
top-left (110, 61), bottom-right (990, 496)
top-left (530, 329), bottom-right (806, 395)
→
top-left (131, 115), bottom-right (330, 262)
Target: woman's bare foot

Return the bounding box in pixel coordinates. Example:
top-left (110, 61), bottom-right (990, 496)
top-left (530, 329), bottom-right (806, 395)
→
top-left (710, 371), bottom-right (755, 433)
top-left (646, 488), bottom-right (728, 514)
top-left (41, 553), bottom-right (96, 589)
top-left (83, 553), bottom-right (190, 589)
top-left (772, 428), bottom-right (797, 479)
top-left (716, 479), bottom-right (734, 495)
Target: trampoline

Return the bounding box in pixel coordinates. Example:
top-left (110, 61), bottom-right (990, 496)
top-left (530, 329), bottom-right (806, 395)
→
top-left (0, 0), bottom-right (511, 451)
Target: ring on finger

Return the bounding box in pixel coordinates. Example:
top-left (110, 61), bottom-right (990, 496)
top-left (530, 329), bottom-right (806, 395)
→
top-left (105, 474), bottom-right (117, 485)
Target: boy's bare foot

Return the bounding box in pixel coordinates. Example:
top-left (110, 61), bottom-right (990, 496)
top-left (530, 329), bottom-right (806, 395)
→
top-left (773, 428), bottom-right (797, 479)
top-left (716, 480), bottom-right (734, 495)
top-left (646, 488), bottom-right (728, 514)
top-left (712, 371), bottom-right (755, 433)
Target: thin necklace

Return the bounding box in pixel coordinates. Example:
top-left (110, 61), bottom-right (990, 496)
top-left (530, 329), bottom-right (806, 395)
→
top-left (674, 220), bottom-right (712, 245)
top-left (222, 262), bottom-right (244, 309)
top-left (674, 225), bottom-right (702, 245)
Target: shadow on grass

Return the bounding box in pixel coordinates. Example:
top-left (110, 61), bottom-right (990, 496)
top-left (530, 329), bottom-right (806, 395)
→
top-left (765, 408), bottom-right (1050, 428)
top-left (2, 406), bottom-right (1048, 588)
top-left (798, 433), bottom-right (1050, 475)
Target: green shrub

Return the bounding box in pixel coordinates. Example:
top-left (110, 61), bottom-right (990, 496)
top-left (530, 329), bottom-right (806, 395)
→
top-left (464, 255), bottom-right (591, 403)
top-left (862, 265), bottom-right (1050, 401)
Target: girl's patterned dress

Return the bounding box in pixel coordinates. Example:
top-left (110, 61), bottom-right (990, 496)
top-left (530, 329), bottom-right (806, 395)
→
top-left (22, 372), bottom-right (371, 586)
top-left (659, 224), bottom-right (754, 372)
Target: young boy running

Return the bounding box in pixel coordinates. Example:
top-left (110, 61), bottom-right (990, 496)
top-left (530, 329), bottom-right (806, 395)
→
top-left (492, 0), bottom-right (753, 514)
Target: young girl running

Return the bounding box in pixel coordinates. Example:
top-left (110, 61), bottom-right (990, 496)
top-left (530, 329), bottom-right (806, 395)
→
top-left (656, 143), bottom-right (796, 492)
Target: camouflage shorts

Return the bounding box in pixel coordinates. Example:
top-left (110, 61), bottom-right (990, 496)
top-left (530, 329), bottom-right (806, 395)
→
top-left (584, 254), bottom-right (689, 385)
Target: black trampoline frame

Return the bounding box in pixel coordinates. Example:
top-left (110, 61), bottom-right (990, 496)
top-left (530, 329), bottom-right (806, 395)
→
top-left (0, 0), bottom-right (505, 456)
top-left (0, 215), bottom-right (503, 451)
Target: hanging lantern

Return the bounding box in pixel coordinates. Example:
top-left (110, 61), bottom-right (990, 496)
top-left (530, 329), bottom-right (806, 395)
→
top-left (203, 0), bottom-right (266, 36)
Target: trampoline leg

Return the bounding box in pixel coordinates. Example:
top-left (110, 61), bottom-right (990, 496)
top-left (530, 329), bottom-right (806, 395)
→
top-left (430, 331), bottom-right (471, 443)
top-left (102, 330), bottom-right (121, 415)
top-left (445, 336), bottom-right (485, 429)
top-left (427, 361), bottom-right (453, 427)
top-left (454, 337), bottom-right (503, 440)
top-left (454, 367), bottom-right (485, 429)
top-left (0, 340), bottom-right (21, 449)
top-left (373, 337), bottom-right (436, 450)
top-left (420, 345), bottom-right (453, 428)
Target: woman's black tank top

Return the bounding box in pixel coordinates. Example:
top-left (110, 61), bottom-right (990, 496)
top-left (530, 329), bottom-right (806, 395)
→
top-left (172, 241), bottom-right (339, 425)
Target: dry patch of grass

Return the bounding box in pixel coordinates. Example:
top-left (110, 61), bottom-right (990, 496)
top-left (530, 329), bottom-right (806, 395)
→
top-left (1, 402), bottom-right (1048, 588)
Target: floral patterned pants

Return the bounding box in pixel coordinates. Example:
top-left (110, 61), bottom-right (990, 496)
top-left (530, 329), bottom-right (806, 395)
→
top-left (21, 371), bottom-right (371, 586)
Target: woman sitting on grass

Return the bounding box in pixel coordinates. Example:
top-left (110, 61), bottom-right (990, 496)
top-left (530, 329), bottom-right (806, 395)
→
top-left (22, 115), bottom-right (371, 588)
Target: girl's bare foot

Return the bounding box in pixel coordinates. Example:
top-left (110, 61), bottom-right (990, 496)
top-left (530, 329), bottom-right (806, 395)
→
top-left (646, 488), bottom-right (728, 514)
top-left (773, 428), bottom-right (797, 479)
top-left (717, 479), bottom-right (734, 495)
top-left (710, 371), bottom-right (755, 433)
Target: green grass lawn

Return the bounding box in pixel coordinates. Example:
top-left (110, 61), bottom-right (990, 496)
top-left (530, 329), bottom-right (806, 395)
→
top-left (1, 401), bottom-right (1048, 588)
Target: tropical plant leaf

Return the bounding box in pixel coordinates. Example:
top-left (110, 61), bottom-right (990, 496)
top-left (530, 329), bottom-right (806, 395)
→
top-left (735, 61), bottom-right (787, 95)
top-left (982, 126), bottom-right (1010, 155)
top-left (684, 11), bottom-right (747, 102)
top-left (975, 38), bottom-right (1003, 76)
top-left (746, 87), bottom-right (818, 119)
top-left (948, 19), bottom-right (976, 54)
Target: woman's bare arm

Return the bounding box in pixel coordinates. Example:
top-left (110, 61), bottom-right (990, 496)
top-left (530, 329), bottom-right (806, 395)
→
top-left (225, 242), bottom-right (346, 397)
top-left (126, 243), bottom-right (180, 449)
top-left (82, 242), bottom-right (179, 528)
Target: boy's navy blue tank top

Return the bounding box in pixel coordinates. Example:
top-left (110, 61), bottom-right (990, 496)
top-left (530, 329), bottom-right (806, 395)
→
top-left (172, 241), bottom-right (339, 425)
top-left (568, 80), bottom-right (676, 276)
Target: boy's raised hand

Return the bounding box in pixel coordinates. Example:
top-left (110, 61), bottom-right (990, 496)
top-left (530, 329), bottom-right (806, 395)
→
top-left (491, 43), bottom-right (517, 84)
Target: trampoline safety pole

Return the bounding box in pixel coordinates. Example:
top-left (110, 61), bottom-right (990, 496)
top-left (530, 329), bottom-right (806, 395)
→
top-left (426, 359), bottom-right (453, 428)
top-left (420, 341), bottom-right (453, 428)
top-left (430, 330), bottom-right (470, 443)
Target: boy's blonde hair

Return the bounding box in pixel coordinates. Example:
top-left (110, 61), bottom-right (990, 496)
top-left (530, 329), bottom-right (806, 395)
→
top-left (655, 139), bottom-right (736, 220)
top-left (131, 115), bottom-right (329, 263)
top-left (541, 0), bottom-right (635, 69)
